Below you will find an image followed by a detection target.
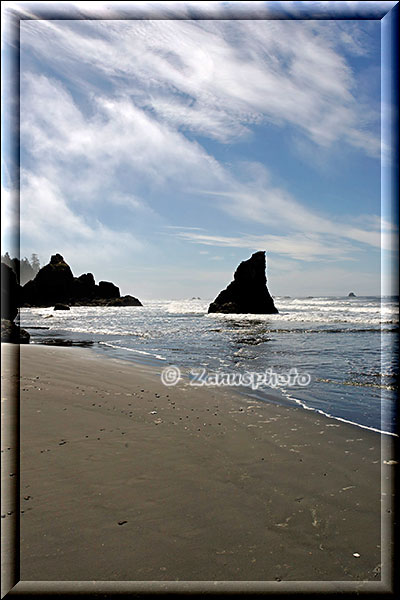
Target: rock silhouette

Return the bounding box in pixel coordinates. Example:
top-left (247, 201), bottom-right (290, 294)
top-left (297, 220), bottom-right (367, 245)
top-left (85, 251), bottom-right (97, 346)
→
top-left (1, 319), bottom-right (30, 343)
top-left (22, 254), bottom-right (74, 306)
top-left (1, 263), bottom-right (30, 343)
top-left (54, 303), bottom-right (70, 311)
top-left (21, 254), bottom-right (142, 308)
top-left (348, 292), bottom-right (356, 297)
top-left (1, 263), bottom-right (20, 321)
top-left (208, 251), bottom-right (278, 314)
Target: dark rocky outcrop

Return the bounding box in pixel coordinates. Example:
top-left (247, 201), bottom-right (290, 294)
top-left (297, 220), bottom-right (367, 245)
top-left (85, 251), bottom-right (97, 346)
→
top-left (208, 251), bottom-right (278, 314)
top-left (348, 292), bottom-right (356, 297)
top-left (1, 319), bottom-right (30, 344)
top-left (54, 303), bottom-right (70, 311)
top-left (72, 272), bottom-right (120, 303)
top-left (73, 273), bottom-right (96, 299)
top-left (105, 295), bottom-right (142, 307)
top-left (1, 263), bottom-right (30, 343)
top-left (97, 281), bottom-right (120, 299)
top-left (22, 254), bottom-right (74, 307)
top-left (73, 295), bottom-right (142, 307)
top-left (20, 253), bottom-right (142, 308)
top-left (1, 263), bottom-right (20, 321)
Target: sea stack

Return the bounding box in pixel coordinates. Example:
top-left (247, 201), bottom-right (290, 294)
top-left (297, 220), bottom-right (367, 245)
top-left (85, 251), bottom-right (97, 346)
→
top-left (348, 292), bottom-right (356, 297)
top-left (208, 251), bottom-right (278, 314)
top-left (21, 253), bottom-right (143, 307)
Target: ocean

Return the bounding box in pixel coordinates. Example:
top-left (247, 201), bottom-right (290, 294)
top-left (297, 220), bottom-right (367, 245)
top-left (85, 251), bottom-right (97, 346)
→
top-left (20, 296), bottom-right (398, 435)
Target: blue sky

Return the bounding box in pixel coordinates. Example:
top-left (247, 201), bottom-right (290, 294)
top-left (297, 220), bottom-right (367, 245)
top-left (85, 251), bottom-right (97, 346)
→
top-left (2, 1), bottom-right (398, 298)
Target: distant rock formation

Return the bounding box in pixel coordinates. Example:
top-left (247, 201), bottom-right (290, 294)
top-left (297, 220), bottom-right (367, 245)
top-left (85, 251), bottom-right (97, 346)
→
top-left (104, 295), bottom-right (143, 307)
top-left (21, 254), bottom-right (142, 308)
top-left (1, 263), bottom-right (30, 343)
top-left (208, 251), bottom-right (278, 314)
top-left (72, 295), bottom-right (142, 307)
top-left (348, 292), bottom-right (356, 297)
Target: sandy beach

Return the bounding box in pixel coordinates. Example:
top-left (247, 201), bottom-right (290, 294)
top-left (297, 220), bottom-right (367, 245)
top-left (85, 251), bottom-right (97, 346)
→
top-left (1, 343), bottom-right (395, 588)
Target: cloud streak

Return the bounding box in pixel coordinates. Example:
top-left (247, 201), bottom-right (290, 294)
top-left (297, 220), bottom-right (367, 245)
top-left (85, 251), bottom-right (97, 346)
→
top-left (20, 18), bottom-right (380, 155)
top-left (170, 230), bottom-right (360, 262)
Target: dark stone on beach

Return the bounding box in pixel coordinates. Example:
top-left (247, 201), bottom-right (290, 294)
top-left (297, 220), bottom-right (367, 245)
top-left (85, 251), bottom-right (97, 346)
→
top-left (1, 263), bottom-right (20, 321)
top-left (54, 303), bottom-right (70, 311)
top-left (348, 292), bottom-right (356, 297)
top-left (40, 338), bottom-right (94, 347)
top-left (208, 251), bottom-right (278, 314)
top-left (20, 327), bottom-right (30, 343)
top-left (1, 319), bottom-right (30, 344)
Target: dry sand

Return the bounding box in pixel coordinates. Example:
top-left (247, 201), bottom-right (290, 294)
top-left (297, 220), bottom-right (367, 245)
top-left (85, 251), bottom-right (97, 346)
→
top-left (1, 343), bottom-right (396, 588)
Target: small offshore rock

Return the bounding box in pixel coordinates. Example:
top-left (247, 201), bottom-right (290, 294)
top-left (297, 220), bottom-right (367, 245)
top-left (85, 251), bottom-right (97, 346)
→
top-left (54, 303), bottom-right (70, 311)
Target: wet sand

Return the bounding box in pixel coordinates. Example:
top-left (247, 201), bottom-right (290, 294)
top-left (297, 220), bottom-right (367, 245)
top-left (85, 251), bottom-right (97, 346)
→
top-left (1, 343), bottom-right (395, 587)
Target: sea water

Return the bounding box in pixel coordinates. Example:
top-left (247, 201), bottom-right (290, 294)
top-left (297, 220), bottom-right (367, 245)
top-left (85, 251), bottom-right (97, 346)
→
top-left (20, 296), bottom-right (398, 435)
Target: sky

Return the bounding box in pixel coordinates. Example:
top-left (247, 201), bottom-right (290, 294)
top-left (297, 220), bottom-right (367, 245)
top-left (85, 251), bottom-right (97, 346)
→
top-left (1, 1), bottom-right (398, 299)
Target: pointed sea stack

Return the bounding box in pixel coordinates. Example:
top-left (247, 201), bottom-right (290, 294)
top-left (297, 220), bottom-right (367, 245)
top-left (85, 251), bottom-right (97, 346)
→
top-left (208, 251), bottom-right (278, 314)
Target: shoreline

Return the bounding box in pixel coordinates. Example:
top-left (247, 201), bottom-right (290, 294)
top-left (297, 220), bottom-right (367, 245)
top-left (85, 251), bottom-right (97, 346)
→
top-left (27, 336), bottom-right (398, 438)
top-left (19, 296), bottom-right (397, 439)
top-left (1, 343), bottom-right (396, 586)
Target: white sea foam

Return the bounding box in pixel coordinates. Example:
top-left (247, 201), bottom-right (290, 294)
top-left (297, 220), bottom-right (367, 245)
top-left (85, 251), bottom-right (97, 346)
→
top-left (99, 341), bottom-right (166, 361)
top-left (278, 389), bottom-right (398, 438)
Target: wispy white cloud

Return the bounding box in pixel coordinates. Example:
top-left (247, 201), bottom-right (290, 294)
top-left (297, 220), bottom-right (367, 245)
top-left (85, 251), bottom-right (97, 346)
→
top-left (196, 159), bottom-right (387, 251)
top-left (20, 73), bottom-right (226, 197)
top-left (20, 17), bottom-right (380, 155)
top-left (169, 207), bottom-right (398, 260)
top-left (19, 170), bottom-right (144, 277)
top-left (1, 185), bottom-right (18, 254)
top-left (20, 70), bottom-right (385, 261)
top-left (171, 230), bottom-right (360, 262)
